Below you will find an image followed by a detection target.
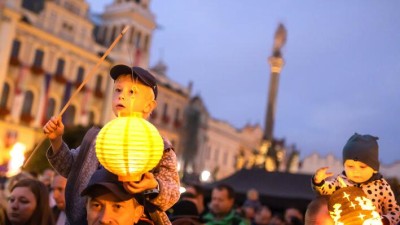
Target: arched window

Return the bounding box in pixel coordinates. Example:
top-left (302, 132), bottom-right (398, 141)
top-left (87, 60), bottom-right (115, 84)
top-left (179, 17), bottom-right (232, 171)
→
top-left (88, 111), bottom-right (95, 125)
top-left (21, 90), bottom-right (34, 115)
top-left (11, 40), bottom-right (21, 58)
top-left (33, 49), bottom-right (44, 68)
top-left (76, 66), bottom-right (85, 84)
top-left (95, 74), bottom-right (103, 92)
top-left (45, 98), bottom-right (56, 122)
top-left (0, 83), bottom-right (10, 108)
top-left (55, 58), bottom-right (65, 75)
top-left (63, 105), bottom-right (76, 127)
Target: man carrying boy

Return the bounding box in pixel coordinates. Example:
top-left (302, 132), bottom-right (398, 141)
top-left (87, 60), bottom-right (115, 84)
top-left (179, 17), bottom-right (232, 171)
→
top-left (44, 65), bottom-right (180, 225)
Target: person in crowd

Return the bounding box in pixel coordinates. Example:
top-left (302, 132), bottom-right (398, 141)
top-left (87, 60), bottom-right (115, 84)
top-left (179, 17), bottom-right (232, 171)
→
top-left (39, 168), bottom-right (55, 191)
top-left (0, 171), bottom-right (34, 209)
top-left (169, 199), bottom-right (202, 225)
top-left (252, 205), bottom-right (271, 225)
top-left (43, 65), bottom-right (180, 224)
top-left (202, 184), bottom-right (249, 225)
top-left (268, 212), bottom-right (285, 225)
top-left (185, 183), bottom-right (206, 216)
top-left (81, 167), bottom-right (155, 225)
top-left (312, 133), bottom-right (400, 225)
top-left (284, 207), bottom-right (303, 225)
top-left (4, 178), bottom-right (54, 225)
top-left (51, 173), bottom-right (67, 225)
top-left (304, 196), bottom-right (333, 225)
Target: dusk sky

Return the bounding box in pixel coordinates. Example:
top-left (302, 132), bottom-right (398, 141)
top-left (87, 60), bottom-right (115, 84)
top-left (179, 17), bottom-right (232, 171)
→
top-left (87, 1), bottom-right (400, 165)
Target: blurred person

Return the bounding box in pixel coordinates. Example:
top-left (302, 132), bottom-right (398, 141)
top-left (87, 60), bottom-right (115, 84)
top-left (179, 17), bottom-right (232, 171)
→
top-left (284, 207), bottom-right (303, 225)
top-left (185, 183), bottom-right (206, 215)
top-left (81, 167), bottom-right (155, 225)
top-left (304, 196), bottom-right (333, 225)
top-left (269, 212), bottom-right (285, 225)
top-left (5, 178), bottom-right (54, 225)
top-left (202, 184), bottom-right (249, 225)
top-left (0, 171), bottom-right (34, 209)
top-left (39, 168), bottom-right (55, 190)
top-left (252, 205), bottom-right (271, 225)
top-left (169, 199), bottom-right (202, 225)
top-left (51, 174), bottom-right (67, 225)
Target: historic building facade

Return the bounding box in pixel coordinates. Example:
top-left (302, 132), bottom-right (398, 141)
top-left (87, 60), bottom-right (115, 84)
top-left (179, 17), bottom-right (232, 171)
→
top-left (0, 0), bottom-right (193, 164)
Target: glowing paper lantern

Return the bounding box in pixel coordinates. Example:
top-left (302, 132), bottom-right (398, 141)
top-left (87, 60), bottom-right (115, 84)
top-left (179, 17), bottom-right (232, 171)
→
top-left (95, 113), bottom-right (164, 181)
top-left (328, 186), bottom-right (383, 225)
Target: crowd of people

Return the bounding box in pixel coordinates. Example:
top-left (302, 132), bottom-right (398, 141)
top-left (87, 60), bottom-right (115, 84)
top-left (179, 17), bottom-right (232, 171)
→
top-left (0, 168), bottom-right (314, 225)
top-left (0, 65), bottom-right (399, 225)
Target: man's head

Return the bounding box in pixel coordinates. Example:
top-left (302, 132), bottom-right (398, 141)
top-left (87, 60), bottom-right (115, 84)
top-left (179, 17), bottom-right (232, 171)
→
top-left (342, 133), bottom-right (379, 183)
top-left (51, 174), bottom-right (67, 211)
top-left (209, 184), bottom-right (235, 217)
top-left (81, 167), bottom-right (144, 225)
top-left (110, 65), bottom-right (158, 118)
top-left (305, 196), bottom-right (334, 225)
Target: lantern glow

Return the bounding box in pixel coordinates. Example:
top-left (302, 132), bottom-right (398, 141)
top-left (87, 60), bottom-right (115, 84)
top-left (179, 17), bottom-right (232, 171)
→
top-left (328, 186), bottom-right (383, 225)
top-left (95, 114), bottom-right (164, 181)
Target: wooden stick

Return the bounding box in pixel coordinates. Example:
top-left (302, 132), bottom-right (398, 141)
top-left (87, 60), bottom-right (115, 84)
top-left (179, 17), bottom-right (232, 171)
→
top-left (23, 26), bottom-right (129, 169)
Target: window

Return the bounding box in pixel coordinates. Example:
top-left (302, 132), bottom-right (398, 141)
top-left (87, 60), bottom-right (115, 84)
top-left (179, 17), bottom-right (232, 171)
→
top-left (63, 105), bottom-right (76, 127)
top-left (162, 103), bottom-right (168, 117)
top-left (11, 40), bottom-right (21, 58)
top-left (33, 49), bottom-right (44, 67)
top-left (174, 108), bottom-right (180, 121)
top-left (21, 91), bottom-right (34, 115)
top-left (89, 111), bottom-right (95, 125)
top-left (0, 83), bottom-right (10, 108)
top-left (55, 58), bottom-right (65, 75)
top-left (95, 74), bottom-right (103, 92)
top-left (110, 26), bottom-right (117, 41)
top-left (129, 27), bottom-right (135, 44)
top-left (135, 32), bottom-right (141, 48)
top-left (45, 98), bottom-right (56, 122)
top-left (76, 66), bottom-right (85, 84)
top-left (144, 35), bottom-right (150, 51)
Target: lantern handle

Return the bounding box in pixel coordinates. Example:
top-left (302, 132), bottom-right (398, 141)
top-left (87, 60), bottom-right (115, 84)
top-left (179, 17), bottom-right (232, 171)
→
top-left (23, 26), bottom-right (130, 169)
top-left (337, 176), bottom-right (347, 188)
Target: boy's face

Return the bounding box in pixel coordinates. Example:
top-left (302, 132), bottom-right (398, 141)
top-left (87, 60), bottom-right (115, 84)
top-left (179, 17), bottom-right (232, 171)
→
top-left (344, 160), bottom-right (375, 183)
top-left (112, 74), bottom-right (156, 118)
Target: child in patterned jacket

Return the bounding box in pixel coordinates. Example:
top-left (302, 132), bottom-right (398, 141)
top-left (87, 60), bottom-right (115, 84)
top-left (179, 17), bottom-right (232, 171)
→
top-left (312, 133), bottom-right (400, 225)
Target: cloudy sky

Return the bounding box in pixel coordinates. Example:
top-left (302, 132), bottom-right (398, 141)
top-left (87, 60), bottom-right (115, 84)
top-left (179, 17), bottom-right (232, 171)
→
top-left (87, 0), bottom-right (400, 165)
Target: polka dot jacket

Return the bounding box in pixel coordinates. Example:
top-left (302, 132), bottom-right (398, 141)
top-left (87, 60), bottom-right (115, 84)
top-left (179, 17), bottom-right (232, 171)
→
top-left (312, 172), bottom-right (400, 225)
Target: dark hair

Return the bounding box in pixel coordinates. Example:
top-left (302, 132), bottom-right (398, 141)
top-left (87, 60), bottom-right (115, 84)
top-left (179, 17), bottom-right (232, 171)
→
top-left (187, 183), bottom-right (204, 197)
top-left (214, 184), bottom-right (235, 199)
top-left (8, 179), bottom-right (54, 225)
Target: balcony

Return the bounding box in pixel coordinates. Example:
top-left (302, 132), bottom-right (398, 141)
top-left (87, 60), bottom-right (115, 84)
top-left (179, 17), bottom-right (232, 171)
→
top-left (30, 65), bottom-right (45, 76)
top-left (0, 106), bottom-right (10, 119)
top-left (9, 56), bottom-right (21, 67)
top-left (20, 113), bottom-right (34, 124)
top-left (54, 73), bottom-right (67, 84)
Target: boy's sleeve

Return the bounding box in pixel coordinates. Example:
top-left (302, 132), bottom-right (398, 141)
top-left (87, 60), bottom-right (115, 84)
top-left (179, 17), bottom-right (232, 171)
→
top-left (379, 179), bottom-right (400, 225)
top-left (312, 174), bottom-right (340, 195)
top-left (46, 142), bottom-right (80, 178)
top-left (149, 149), bottom-right (180, 211)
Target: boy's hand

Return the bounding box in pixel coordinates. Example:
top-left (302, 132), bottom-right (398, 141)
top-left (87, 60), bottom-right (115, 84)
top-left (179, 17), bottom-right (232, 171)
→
top-left (123, 172), bottom-right (158, 194)
top-left (43, 116), bottom-right (64, 140)
top-left (314, 167), bottom-right (334, 184)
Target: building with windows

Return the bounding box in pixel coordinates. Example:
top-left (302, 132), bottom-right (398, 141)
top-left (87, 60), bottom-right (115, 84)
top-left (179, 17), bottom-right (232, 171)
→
top-left (0, 0), bottom-right (192, 160)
